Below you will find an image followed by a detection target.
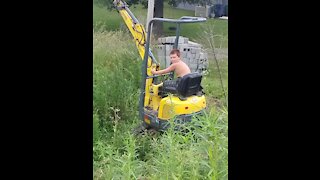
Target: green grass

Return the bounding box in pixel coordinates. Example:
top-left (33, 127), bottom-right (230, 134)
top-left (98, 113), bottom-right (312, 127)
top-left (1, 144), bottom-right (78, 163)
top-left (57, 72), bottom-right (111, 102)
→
top-left (163, 3), bottom-right (227, 46)
top-left (93, 3), bottom-right (228, 48)
top-left (93, 5), bottom-right (122, 31)
top-left (93, 4), bottom-right (149, 32)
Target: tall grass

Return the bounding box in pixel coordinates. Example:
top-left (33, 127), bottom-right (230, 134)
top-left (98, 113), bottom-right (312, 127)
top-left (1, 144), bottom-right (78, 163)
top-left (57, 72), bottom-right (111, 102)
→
top-left (93, 110), bottom-right (228, 180)
top-left (93, 30), bottom-right (142, 134)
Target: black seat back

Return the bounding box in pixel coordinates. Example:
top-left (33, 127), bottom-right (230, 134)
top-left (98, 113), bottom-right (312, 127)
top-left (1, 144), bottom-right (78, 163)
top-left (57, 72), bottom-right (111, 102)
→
top-left (177, 73), bottom-right (202, 97)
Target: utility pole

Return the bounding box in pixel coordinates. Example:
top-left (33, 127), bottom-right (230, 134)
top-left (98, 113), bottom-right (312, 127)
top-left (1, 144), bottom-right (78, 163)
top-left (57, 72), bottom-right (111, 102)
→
top-left (146, 0), bottom-right (154, 33)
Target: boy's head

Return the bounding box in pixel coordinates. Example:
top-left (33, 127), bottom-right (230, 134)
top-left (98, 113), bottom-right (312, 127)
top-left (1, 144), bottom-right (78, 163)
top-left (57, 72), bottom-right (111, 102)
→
top-left (169, 49), bottom-right (181, 63)
top-left (170, 49), bottom-right (180, 57)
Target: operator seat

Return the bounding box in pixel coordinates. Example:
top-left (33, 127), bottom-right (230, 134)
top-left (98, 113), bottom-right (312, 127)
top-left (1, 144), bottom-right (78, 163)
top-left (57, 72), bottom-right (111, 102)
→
top-left (160, 72), bottom-right (203, 99)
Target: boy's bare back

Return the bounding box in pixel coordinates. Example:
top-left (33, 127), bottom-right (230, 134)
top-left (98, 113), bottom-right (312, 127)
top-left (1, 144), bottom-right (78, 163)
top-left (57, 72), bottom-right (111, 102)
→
top-left (173, 60), bottom-right (191, 78)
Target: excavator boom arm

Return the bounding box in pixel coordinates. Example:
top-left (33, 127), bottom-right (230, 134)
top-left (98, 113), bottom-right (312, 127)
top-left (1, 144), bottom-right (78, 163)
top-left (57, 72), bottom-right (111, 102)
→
top-left (113, 0), bottom-right (156, 120)
top-left (113, 0), bottom-right (155, 63)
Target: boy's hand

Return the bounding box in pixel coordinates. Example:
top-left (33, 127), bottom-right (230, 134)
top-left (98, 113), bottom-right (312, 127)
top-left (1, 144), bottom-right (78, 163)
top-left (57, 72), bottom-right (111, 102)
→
top-left (151, 64), bottom-right (159, 73)
top-left (151, 69), bottom-right (156, 74)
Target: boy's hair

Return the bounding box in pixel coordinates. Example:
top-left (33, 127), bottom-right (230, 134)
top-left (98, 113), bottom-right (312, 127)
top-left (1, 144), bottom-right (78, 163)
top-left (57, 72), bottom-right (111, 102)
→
top-left (170, 49), bottom-right (180, 57)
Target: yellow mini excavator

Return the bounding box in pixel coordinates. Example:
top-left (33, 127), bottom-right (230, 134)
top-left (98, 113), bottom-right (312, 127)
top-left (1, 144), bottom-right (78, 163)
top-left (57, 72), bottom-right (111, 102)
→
top-left (113, 0), bottom-right (207, 132)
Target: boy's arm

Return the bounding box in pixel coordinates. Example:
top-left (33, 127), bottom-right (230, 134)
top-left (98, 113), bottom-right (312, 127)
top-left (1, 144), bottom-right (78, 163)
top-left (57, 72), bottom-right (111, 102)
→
top-left (152, 64), bottom-right (175, 75)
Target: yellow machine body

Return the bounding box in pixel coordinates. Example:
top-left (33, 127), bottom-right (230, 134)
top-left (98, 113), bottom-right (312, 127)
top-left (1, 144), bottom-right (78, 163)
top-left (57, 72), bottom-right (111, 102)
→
top-left (113, 0), bottom-right (207, 129)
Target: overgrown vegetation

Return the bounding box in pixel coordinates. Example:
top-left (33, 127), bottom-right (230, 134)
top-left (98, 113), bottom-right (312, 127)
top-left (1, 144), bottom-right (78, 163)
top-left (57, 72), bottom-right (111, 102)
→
top-left (93, 1), bottom-right (228, 179)
top-left (93, 31), bottom-right (141, 132)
